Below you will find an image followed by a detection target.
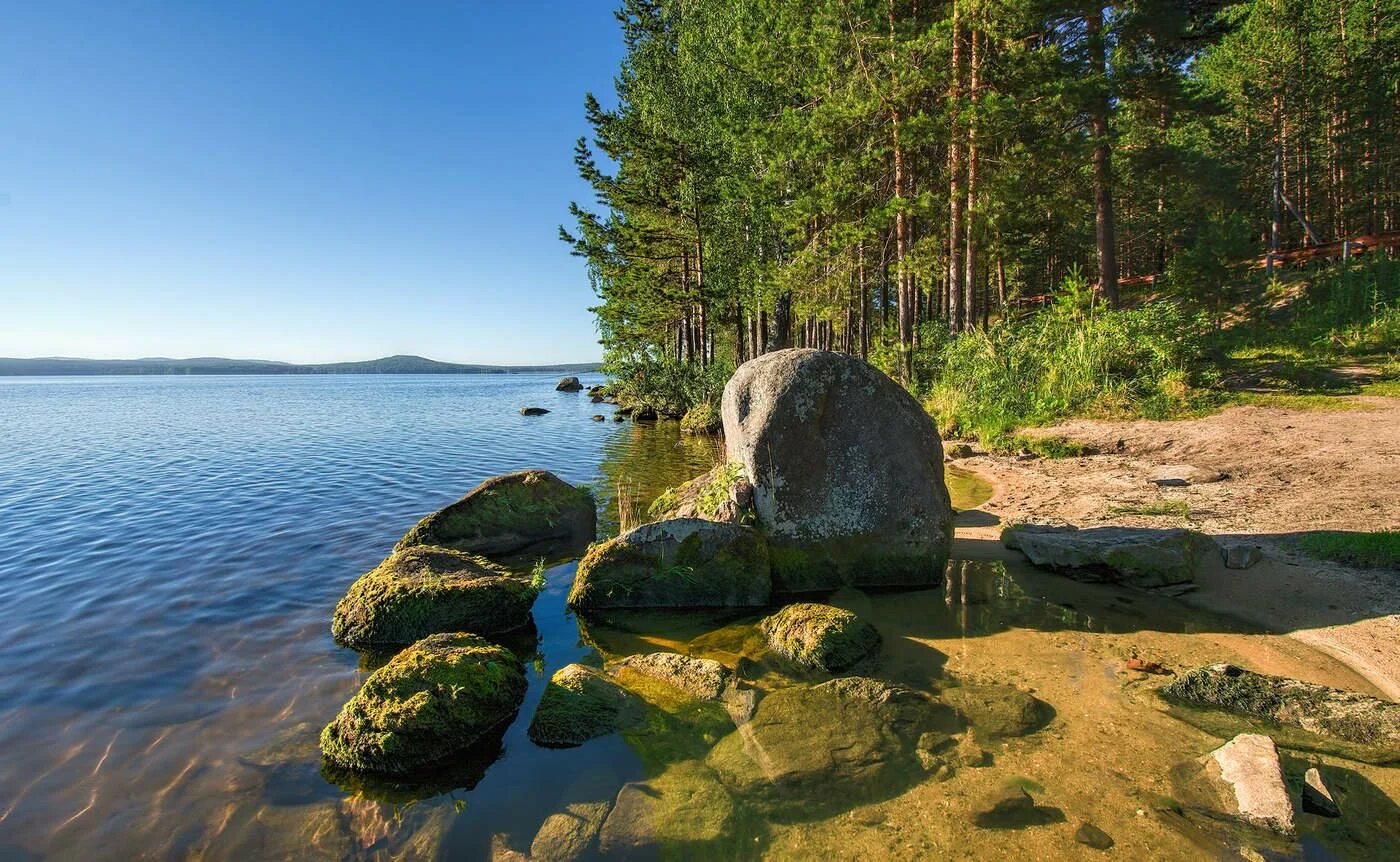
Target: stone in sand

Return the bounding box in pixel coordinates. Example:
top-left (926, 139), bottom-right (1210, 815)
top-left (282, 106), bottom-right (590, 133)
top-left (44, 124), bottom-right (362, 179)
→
top-left (1221, 542), bottom-right (1263, 569)
top-left (320, 633), bottom-right (526, 775)
top-left (567, 518), bottom-right (771, 610)
top-left (331, 546), bottom-right (538, 648)
top-left (758, 602), bottom-right (881, 673)
top-left (395, 470), bottom-right (595, 557)
top-left (721, 348), bottom-right (953, 593)
top-left (1002, 523), bottom-right (1218, 588)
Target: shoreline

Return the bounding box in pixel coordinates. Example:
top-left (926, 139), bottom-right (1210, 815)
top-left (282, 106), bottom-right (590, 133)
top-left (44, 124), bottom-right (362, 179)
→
top-left (950, 395), bottom-right (1400, 699)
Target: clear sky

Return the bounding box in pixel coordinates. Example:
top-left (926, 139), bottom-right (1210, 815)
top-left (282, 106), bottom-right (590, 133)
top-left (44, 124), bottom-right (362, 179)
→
top-left (0, 1), bottom-right (622, 365)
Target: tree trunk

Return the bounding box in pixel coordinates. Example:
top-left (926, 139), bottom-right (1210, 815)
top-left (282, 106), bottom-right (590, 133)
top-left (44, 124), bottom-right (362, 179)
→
top-left (963, 25), bottom-right (981, 331)
top-left (947, 3), bottom-right (967, 332)
top-left (771, 293), bottom-right (792, 351)
top-left (1086, 8), bottom-right (1119, 306)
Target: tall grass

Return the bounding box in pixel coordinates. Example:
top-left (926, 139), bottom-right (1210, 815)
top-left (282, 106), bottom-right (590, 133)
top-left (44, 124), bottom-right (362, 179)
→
top-left (1227, 256), bottom-right (1400, 359)
top-left (923, 272), bottom-right (1203, 444)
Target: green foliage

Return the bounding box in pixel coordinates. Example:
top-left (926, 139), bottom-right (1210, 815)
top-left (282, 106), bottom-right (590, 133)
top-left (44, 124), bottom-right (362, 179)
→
top-left (1108, 500), bottom-right (1192, 518)
top-left (924, 273), bottom-right (1205, 443)
top-left (1006, 435), bottom-right (1096, 459)
top-left (606, 357), bottom-right (733, 419)
top-left (1292, 530), bottom-right (1400, 570)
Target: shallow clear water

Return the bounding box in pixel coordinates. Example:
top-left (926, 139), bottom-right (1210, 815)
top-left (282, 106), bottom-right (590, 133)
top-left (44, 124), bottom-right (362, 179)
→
top-left (0, 375), bottom-right (1395, 860)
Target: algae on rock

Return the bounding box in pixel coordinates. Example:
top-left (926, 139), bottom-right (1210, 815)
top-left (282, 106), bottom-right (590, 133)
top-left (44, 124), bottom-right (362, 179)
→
top-left (320, 633), bottom-right (526, 775)
top-left (528, 663), bottom-right (641, 747)
top-left (332, 545), bottom-right (539, 648)
top-left (568, 518), bottom-right (771, 610)
top-left (395, 470), bottom-right (596, 557)
top-left (758, 602), bottom-right (881, 673)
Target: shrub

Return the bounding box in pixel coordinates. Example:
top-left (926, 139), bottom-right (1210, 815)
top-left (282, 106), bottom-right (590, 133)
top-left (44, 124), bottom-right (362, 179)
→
top-left (604, 357), bottom-right (732, 418)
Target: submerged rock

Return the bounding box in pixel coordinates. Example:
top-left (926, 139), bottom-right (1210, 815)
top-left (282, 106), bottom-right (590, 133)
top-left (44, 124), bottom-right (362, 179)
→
top-left (1161, 663), bottom-right (1400, 758)
top-left (556, 376), bottom-right (584, 392)
top-left (705, 676), bottom-right (955, 819)
top-left (567, 518), bottom-right (771, 611)
top-left (941, 684), bottom-right (1052, 739)
top-left (614, 652), bottom-right (734, 702)
top-left (647, 462), bottom-right (754, 525)
top-left (395, 470), bottom-right (596, 557)
top-left (1171, 733), bottom-right (1295, 836)
top-left (529, 800), bottom-right (611, 862)
top-left (528, 663), bottom-right (640, 747)
top-left (971, 783), bottom-right (1035, 828)
top-left (1002, 523), bottom-right (1218, 588)
top-left (597, 761), bottom-right (745, 856)
top-left (1302, 767), bottom-right (1341, 818)
top-left (520, 407), bottom-right (550, 416)
top-left (320, 633), bottom-right (526, 775)
top-left (758, 602), bottom-right (881, 673)
top-left (1074, 821), bottom-right (1115, 850)
top-left (331, 546), bottom-right (538, 648)
top-left (721, 348), bottom-right (954, 593)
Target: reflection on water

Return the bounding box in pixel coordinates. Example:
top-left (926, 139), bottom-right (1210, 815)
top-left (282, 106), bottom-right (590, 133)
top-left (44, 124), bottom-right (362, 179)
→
top-left (0, 376), bottom-right (1395, 860)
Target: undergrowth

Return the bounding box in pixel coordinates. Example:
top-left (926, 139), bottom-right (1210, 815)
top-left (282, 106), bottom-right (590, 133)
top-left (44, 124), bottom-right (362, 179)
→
top-left (1292, 530), bottom-right (1400, 570)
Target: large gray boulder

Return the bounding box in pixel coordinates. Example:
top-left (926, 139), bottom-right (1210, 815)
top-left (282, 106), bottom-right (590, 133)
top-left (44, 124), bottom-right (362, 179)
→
top-left (1002, 523), bottom-right (1218, 588)
top-left (721, 349), bottom-right (954, 593)
top-left (567, 518), bottom-right (771, 610)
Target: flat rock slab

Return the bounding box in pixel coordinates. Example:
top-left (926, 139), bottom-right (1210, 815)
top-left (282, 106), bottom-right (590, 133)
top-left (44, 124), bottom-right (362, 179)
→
top-left (614, 652), bottom-right (733, 702)
top-left (1172, 733), bottom-right (1295, 836)
top-left (1002, 523), bottom-right (1219, 588)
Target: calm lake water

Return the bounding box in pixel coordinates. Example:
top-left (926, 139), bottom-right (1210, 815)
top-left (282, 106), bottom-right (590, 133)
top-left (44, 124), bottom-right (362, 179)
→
top-left (1, 374), bottom-right (1395, 860)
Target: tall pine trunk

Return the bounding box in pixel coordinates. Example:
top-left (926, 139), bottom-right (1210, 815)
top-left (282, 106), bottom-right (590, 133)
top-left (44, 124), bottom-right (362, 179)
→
top-left (947, 4), bottom-right (967, 332)
top-left (1086, 8), bottom-right (1119, 306)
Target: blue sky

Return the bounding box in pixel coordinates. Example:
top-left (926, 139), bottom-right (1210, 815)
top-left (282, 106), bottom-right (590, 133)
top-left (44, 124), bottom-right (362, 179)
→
top-left (0, 1), bottom-right (622, 364)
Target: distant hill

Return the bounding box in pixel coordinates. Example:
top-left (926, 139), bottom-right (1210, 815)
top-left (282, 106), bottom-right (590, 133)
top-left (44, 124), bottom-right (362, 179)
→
top-left (0, 354), bottom-right (603, 376)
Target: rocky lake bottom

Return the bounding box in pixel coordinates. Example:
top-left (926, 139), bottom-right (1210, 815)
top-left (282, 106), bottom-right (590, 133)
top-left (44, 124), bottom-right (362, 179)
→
top-left (0, 374), bottom-right (1396, 860)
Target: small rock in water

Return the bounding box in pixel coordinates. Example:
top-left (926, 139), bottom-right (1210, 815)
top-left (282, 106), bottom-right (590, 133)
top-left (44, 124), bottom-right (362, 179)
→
top-left (591, 414), bottom-right (605, 422)
top-left (1302, 767), bottom-right (1341, 818)
top-left (1074, 821), bottom-right (1115, 850)
top-left (1221, 543), bottom-right (1263, 570)
top-left (556, 376), bottom-right (583, 392)
top-left (971, 783), bottom-right (1035, 828)
top-left (521, 406), bottom-right (550, 416)
top-left (614, 652), bottom-right (733, 702)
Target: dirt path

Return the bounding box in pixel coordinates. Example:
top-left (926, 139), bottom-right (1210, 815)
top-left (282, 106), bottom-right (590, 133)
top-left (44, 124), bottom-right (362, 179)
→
top-left (950, 395), bottom-right (1400, 699)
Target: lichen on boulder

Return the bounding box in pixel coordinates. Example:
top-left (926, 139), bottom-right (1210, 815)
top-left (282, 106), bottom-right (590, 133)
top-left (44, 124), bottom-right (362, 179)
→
top-left (331, 546), bottom-right (539, 648)
top-left (758, 602), bottom-right (881, 673)
top-left (1002, 523), bottom-right (1218, 588)
top-left (647, 461), bottom-right (753, 525)
top-left (395, 470), bottom-right (596, 558)
top-left (567, 518), bottom-right (771, 611)
top-left (527, 663), bottom-right (641, 747)
top-left (320, 633), bottom-right (526, 775)
top-left (721, 348), bottom-right (954, 593)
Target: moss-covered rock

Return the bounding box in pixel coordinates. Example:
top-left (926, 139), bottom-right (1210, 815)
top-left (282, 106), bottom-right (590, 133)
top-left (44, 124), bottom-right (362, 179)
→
top-left (1161, 663), bottom-right (1400, 762)
top-left (705, 677), bottom-right (958, 820)
top-left (528, 663), bottom-right (642, 747)
top-left (758, 603), bottom-right (881, 673)
top-left (331, 546), bottom-right (539, 648)
top-left (648, 462), bottom-right (753, 525)
top-left (941, 684), bottom-right (1053, 739)
top-left (614, 652), bottom-right (734, 702)
top-left (598, 760), bottom-right (754, 858)
top-left (568, 518), bottom-right (771, 611)
top-left (680, 402), bottom-right (722, 435)
top-left (395, 470), bottom-right (596, 557)
top-left (320, 633), bottom-right (526, 775)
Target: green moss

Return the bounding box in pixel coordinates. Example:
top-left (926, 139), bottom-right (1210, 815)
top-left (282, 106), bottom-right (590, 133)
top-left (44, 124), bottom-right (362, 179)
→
top-left (1108, 500), bottom-right (1192, 518)
top-left (1292, 530), bottom-right (1400, 569)
top-left (320, 633), bottom-right (526, 775)
top-left (395, 470), bottom-right (596, 556)
top-left (568, 525), bottom-right (771, 610)
top-left (680, 401), bottom-right (722, 434)
top-left (647, 462), bottom-right (747, 521)
top-left (1004, 434), bottom-right (1096, 459)
top-left (332, 546), bottom-right (540, 648)
top-left (527, 663), bottom-right (640, 747)
top-left (758, 603), bottom-right (881, 673)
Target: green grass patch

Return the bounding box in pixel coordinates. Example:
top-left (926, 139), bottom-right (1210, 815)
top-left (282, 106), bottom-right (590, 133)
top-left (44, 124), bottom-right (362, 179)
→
top-left (1361, 378), bottom-right (1400, 398)
top-left (1230, 392), bottom-right (1371, 411)
top-left (1292, 530), bottom-right (1400, 569)
top-left (1108, 500), bottom-right (1192, 518)
top-left (1006, 434), bottom-right (1097, 459)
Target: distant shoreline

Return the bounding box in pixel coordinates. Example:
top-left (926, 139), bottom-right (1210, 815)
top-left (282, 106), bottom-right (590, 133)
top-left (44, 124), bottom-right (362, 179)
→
top-left (0, 355), bottom-right (603, 377)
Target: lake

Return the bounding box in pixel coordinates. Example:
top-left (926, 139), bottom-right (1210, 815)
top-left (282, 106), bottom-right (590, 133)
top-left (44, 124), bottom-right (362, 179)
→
top-left (1, 374), bottom-right (1395, 860)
